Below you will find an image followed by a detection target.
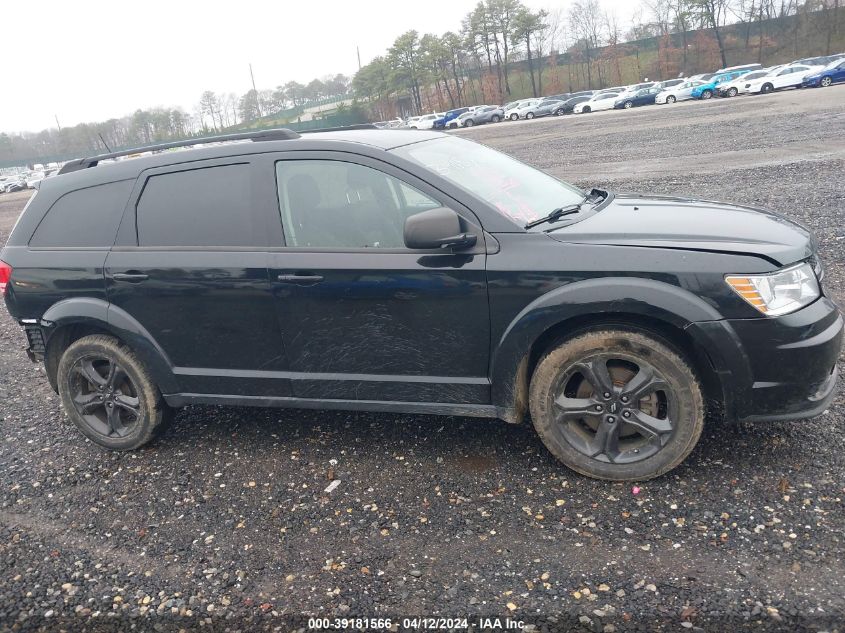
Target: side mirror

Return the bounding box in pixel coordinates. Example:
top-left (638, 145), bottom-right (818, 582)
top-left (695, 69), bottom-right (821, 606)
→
top-left (404, 207), bottom-right (477, 250)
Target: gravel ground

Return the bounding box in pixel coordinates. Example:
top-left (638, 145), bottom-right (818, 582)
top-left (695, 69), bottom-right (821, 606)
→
top-left (1, 86), bottom-right (844, 632)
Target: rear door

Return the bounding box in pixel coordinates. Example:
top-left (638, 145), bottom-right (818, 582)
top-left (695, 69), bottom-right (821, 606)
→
top-left (105, 158), bottom-right (291, 398)
top-left (261, 151), bottom-right (491, 404)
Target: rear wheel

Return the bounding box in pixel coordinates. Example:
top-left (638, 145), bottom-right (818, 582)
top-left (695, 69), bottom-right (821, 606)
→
top-left (761, 83), bottom-right (774, 94)
top-left (701, 89), bottom-right (712, 99)
top-left (727, 87), bottom-right (738, 97)
top-left (529, 330), bottom-right (704, 481)
top-left (820, 76), bottom-right (832, 87)
top-left (58, 335), bottom-right (172, 450)
top-left (666, 95), bottom-right (676, 104)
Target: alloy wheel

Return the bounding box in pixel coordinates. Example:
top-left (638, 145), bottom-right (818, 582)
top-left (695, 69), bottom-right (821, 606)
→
top-left (552, 355), bottom-right (675, 464)
top-left (821, 77), bottom-right (832, 87)
top-left (728, 88), bottom-right (738, 97)
top-left (68, 355), bottom-right (142, 438)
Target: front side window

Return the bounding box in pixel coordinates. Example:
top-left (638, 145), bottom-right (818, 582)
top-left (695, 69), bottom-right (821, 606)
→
top-left (136, 164), bottom-right (256, 247)
top-left (392, 136), bottom-right (584, 226)
top-left (275, 160), bottom-right (440, 249)
top-left (30, 180), bottom-right (133, 247)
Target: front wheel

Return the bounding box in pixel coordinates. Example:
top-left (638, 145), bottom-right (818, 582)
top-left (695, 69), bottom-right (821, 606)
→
top-left (509, 113), bottom-right (518, 121)
top-left (727, 87), bottom-right (738, 97)
top-left (529, 329), bottom-right (704, 481)
top-left (58, 335), bottom-right (172, 450)
top-left (820, 76), bottom-right (832, 87)
top-left (582, 106), bottom-right (591, 113)
top-left (666, 95), bottom-right (676, 104)
top-left (701, 89), bottom-right (712, 99)
top-left (761, 83), bottom-right (774, 94)
top-left (526, 112), bottom-right (534, 119)
top-left (464, 118), bottom-right (474, 127)
top-left (624, 101), bottom-right (633, 109)
top-left (490, 114), bottom-right (500, 123)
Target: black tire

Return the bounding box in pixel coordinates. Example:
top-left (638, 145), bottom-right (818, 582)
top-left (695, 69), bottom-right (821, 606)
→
top-left (820, 76), bottom-right (832, 87)
top-left (553, 108), bottom-right (564, 116)
top-left (465, 118), bottom-right (474, 127)
top-left (58, 334), bottom-right (172, 450)
top-left (666, 95), bottom-right (676, 104)
top-left (727, 87), bottom-right (738, 97)
top-left (509, 113), bottom-right (518, 121)
top-left (761, 83), bottom-right (774, 94)
top-left (582, 106), bottom-right (591, 113)
top-left (491, 114), bottom-right (500, 122)
top-left (529, 329), bottom-right (704, 481)
top-left (526, 112), bottom-right (534, 119)
top-left (624, 101), bottom-right (633, 109)
top-left (701, 89), bottom-right (712, 99)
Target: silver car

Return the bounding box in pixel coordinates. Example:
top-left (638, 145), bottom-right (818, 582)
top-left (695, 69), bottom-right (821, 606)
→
top-left (455, 105), bottom-right (505, 127)
top-left (655, 80), bottom-right (706, 104)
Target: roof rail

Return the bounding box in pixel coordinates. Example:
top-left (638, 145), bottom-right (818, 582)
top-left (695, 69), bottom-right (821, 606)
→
top-left (299, 123), bottom-right (379, 134)
top-left (58, 128), bottom-right (301, 175)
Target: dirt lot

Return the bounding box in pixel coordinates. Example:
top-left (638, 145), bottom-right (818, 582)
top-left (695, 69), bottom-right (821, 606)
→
top-left (1, 87), bottom-right (844, 632)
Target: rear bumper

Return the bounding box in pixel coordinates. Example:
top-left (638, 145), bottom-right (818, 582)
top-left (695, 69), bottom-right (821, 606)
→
top-left (688, 297), bottom-right (843, 422)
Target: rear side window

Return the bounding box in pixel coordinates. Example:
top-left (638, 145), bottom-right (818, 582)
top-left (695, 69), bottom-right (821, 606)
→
top-left (29, 180), bottom-right (133, 247)
top-left (136, 164), bottom-right (256, 247)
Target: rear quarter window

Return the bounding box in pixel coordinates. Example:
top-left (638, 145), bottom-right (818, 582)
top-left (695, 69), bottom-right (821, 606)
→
top-left (29, 180), bottom-right (134, 247)
top-left (136, 164), bottom-right (257, 247)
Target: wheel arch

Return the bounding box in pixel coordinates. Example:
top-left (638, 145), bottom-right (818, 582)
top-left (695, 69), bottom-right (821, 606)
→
top-left (40, 298), bottom-right (178, 395)
top-left (491, 278), bottom-right (727, 424)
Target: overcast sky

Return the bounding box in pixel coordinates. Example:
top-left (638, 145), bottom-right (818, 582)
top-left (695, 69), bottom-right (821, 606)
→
top-left (0, 0), bottom-right (641, 133)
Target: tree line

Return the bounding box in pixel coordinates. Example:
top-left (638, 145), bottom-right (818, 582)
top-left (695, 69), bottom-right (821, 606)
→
top-left (1, 0), bottom-right (841, 166)
top-left (353, 0), bottom-right (843, 119)
top-left (0, 73), bottom-right (351, 166)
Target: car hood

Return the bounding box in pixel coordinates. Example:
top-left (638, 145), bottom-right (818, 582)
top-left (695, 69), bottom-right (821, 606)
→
top-left (546, 194), bottom-right (814, 265)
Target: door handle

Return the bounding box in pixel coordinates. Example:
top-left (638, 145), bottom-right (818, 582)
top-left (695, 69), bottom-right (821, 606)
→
top-left (276, 274), bottom-right (324, 285)
top-left (112, 272), bottom-right (149, 282)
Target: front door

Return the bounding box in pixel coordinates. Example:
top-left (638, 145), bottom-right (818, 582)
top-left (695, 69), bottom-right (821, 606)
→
top-left (264, 153), bottom-right (491, 404)
top-left (106, 159), bottom-right (291, 398)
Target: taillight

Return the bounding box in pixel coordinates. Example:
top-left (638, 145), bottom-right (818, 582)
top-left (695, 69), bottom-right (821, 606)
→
top-left (0, 259), bottom-right (11, 295)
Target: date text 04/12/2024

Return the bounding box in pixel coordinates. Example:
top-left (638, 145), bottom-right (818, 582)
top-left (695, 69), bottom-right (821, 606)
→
top-left (307, 617), bottom-right (526, 630)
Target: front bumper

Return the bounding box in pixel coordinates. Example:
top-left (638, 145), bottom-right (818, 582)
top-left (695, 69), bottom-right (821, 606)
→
top-left (802, 77), bottom-right (821, 88)
top-left (688, 297), bottom-right (843, 422)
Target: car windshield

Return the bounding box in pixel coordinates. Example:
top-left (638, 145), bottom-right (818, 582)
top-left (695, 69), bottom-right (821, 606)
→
top-left (391, 136), bottom-right (585, 226)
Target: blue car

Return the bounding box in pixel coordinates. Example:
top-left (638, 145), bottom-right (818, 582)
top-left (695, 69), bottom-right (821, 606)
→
top-left (802, 58), bottom-right (845, 87)
top-left (691, 70), bottom-right (752, 99)
top-left (433, 108), bottom-right (470, 130)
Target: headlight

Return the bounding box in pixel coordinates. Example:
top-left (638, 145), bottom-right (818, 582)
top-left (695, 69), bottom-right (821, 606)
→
top-left (725, 262), bottom-right (820, 316)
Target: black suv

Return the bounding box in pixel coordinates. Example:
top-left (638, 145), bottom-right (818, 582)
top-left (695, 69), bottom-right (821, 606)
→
top-left (1, 128), bottom-right (841, 480)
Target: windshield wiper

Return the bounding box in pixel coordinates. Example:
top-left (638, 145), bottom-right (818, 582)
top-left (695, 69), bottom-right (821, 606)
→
top-left (524, 203), bottom-right (583, 230)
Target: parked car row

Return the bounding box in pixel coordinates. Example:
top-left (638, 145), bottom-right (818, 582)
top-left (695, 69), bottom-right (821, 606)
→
top-left (0, 168), bottom-right (62, 194)
top-left (371, 53), bottom-right (844, 133)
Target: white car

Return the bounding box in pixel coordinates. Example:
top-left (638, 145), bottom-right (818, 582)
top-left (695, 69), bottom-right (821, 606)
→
top-left (573, 92), bottom-right (620, 113)
top-left (743, 64), bottom-right (824, 94)
top-left (655, 80), bottom-right (705, 104)
top-left (655, 78), bottom-right (685, 91)
top-left (25, 171), bottom-right (46, 189)
top-left (410, 113), bottom-right (443, 130)
top-left (717, 69), bottom-right (771, 96)
top-left (511, 99), bottom-right (544, 120)
top-left (502, 99), bottom-right (533, 120)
